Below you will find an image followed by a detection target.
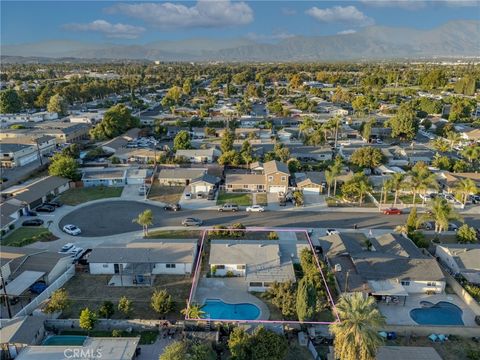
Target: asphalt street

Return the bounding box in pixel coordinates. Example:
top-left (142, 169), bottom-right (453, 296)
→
top-left (59, 200), bottom-right (480, 237)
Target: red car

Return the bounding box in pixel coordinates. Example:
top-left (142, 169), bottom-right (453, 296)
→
top-left (383, 208), bottom-right (402, 215)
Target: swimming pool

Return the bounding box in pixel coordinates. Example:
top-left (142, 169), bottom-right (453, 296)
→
top-left (42, 335), bottom-right (87, 346)
top-left (410, 301), bottom-right (464, 325)
top-left (202, 299), bottom-right (260, 320)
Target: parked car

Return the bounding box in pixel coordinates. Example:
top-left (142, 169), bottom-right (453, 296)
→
top-left (448, 223), bottom-right (459, 232)
top-left (24, 210), bottom-right (37, 216)
top-left (22, 219), bottom-right (44, 227)
top-left (279, 199), bottom-right (287, 206)
top-left (43, 200), bottom-right (63, 208)
top-left (207, 191), bottom-right (216, 200)
top-left (326, 229), bottom-right (339, 236)
top-left (138, 185), bottom-right (150, 195)
top-left (420, 222), bottom-right (434, 230)
top-left (36, 204), bottom-right (55, 213)
top-left (182, 218), bottom-right (203, 226)
top-left (471, 195), bottom-right (480, 204)
top-left (164, 203), bottom-right (181, 211)
top-left (218, 203), bottom-right (239, 212)
top-left (246, 205), bottom-right (265, 212)
top-left (70, 247), bottom-right (85, 261)
top-left (59, 243), bottom-right (75, 254)
top-left (63, 224), bottom-right (82, 236)
top-left (383, 208), bottom-right (402, 215)
top-left (184, 192), bottom-right (192, 200)
top-left (30, 281), bottom-right (47, 294)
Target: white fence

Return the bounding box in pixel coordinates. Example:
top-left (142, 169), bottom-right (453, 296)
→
top-left (14, 265), bottom-right (75, 318)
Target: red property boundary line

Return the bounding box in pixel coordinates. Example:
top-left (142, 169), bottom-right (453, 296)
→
top-left (185, 227), bottom-right (341, 325)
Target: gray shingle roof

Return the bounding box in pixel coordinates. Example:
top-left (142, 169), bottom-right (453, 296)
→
top-left (158, 168), bottom-right (206, 180)
top-left (263, 160), bottom-right (289, 175)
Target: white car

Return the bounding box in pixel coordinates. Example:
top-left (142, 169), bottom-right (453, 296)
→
top-left (184, 193), bottom-right (192, 200)
top-left (326, 229), bottom-right (340, 236)
top-left (246, 205), bottom-right (265, 212)
top-left (59, 243), bottom-right (74, 254)
top-left (63, 224), bottom-right (82, 236)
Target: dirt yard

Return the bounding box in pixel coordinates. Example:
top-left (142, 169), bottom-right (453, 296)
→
top-left (148, 182), bottom-right (184, 203)
top-left (61, 274), bottom-right (192, 320)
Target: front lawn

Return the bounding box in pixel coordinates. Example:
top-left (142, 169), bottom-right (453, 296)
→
top-left (58, 186), bottom-right (123, 205)
top-left (1, 227), bottom-right (57, 247)
top-left (255, 193), bottom-right (268, 206)
top-left (399, 194), bottom-right (425, 205)
top-left (148, 183), bottom-right (184, 203)
top-left (146, 229), bottom-right (201, 239)
top-left (216, 191), bottom-right (252, 206)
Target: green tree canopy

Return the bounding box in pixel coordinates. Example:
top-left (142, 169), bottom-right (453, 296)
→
top-left (44, 288), bottom-right (70, 314)
top-left (220, 130), bottom-right (235, 153)
top-left (118, 296), bottom-right (133, 317)
top-left (132, 209), bottom-right (153, 236)
top-left (387, 103), bottom-right (418, 140)
top-left (159, 340), bottom-right (215, 360)
top-left (0, 89), bottom-right (23, 113)
top-left (79, 308), bottom-right (97, 332)
top-left (48, 153), bottom-right (80, 181)
top-left (173, 130), bottom-right (191, 151)
top-left (228, 326), bottom-right (288, 360)
top-left (456, 224), bottom-right (477, 244)
top-left (47, 94), bottom-right (68, 115)
top-left (90, 104), bottom-right (139, 140)
top-left (151, 289), bottom-right (173, 316)
top-left (350, 147), bottom-right (385, 170)
top-left (296, 276), bottom-right (317, 321)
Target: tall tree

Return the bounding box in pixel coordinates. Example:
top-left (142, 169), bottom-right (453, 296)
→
top-left (228, 326), bottom-right (288, 360)
top-left (48, 153), bottom-right (80, 181)
top-left (418, 198), bottom-right (463, 233)
top-left (90, 104), bottom-right (139, 140)
top-left (79, 308), bottom-right (97, 333)
top-left (0, 89), bottom-right (22, 113)
top-left (387, 102), bottom-right (418, 140)
top-left (118, 296), bottom-right (133, 317)
top-left (220, 130), bottom-right (235, 153)
top-left (296, 277), bottom-right (317, 321)
top-left (406, 162), bottom-right (438, 205)
top-left (173, 130), bottom-right (191, 151)
top-left (350, 147), bottom-right (385, 171)
top-left (132, 209), bottom-right (153, 236)
top-left (47, 94), bottom-right (68, 116)
top-left (330, 293), bottom-right (385, 360)
top-left (384, 173), bottom-right (405, 206)
top-left (454, 178), bottom-right (478, 208)
top-left (44, 288), bottom-right (70, 314)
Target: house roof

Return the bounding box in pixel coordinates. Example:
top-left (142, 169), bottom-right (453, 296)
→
top-left (8, 176), bottom-right (69, 204)
top-left (82, 169), bottom-right (126, 180)
top-left (191, 173), bottom-right (219, 185)
top-left (0, 143), bottom-right (34, 153)
top-left (437, 244), bottom-right (480, 271)
top-left (8, 251), bottom-right (71, 280)
top-left (158, 168), bottom-right (206, 180)
top-left (290, 146), bottom-right (332, 156)
top-left (226, 174), bottom-right (265, 185)
top-left (296, 172), bottom-right (326, 187)
top-left (0, 315), bottom-right (46, 345)
top-left (176, 148), bottom-right (216, 157)
top-left (88, 240), bottom-right (197, 264)
top-left (263, 160), bottom-right (289, 175)
top-left (376, 346), bottom-right (442, 360)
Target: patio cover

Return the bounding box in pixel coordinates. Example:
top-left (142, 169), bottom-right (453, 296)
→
top-left (368, 280), bottom-right (408, 297)
top-left (5, 271), bottom-right (45, 296)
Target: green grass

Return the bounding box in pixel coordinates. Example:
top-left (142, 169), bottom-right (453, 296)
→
top-left (216, 191), bottom-right (253, 206)
top-left (1, 227), bottom-right (57, 247)
top-left (146, 229), bottom-right (201, 239)
top-left (399, 194), bottom-right (424, 205)
top-left (59, 330), bottom-right (158, 345)
top-left (58, 186), bottom-right (123, 205)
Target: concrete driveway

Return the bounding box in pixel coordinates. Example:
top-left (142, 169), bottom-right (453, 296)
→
top-left (179, 187), bottom-right (218, 210)
top-left (121, 184), bottom-right (146, 200)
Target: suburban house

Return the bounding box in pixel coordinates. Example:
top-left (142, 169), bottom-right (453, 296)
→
top-left (456, 125), bottom-right (480, 143)
top-left (435, 244), bottom-right (480, 284)
top-left (15, 337), bottom-right (139, 360)
top-left (88, 240), bottom-right (198, 286)
top-left (115, 147), bottom-right (166, 164)
top-left (290, 146), bottom-right (333, 161)
top-left (0, 315), bottom-right (46, 356)
top-left (209, 240), bottom-right (309, 292)
top-left (437, 171), bottom-right (480, 193)
top-left (225, 160), bottom-right (290, 193)
top-left (1, 135), bottom-right (56, 158)
top-left (158, 168), bottom-right (207, 186)
top-left (81, 167), bottom-right (149, 187)
top-left (175, 148), bottom-right (220, 163)
top-left (189, 173), bottom-right (220, 194)
top-left (1, 176), bottom-right (70, 211)
top-left (295, 172), bottom-right (326, 194)
top-left (0, 123), bottom-right (90, 144)
top-left (0, 198), bottom-right (24, 233)
top-left (328, 346), bottom-right (442, 360)
top-left (321, 232), bottom-right (445, 299)
top-left (0, 144), bottom-right (39, 168)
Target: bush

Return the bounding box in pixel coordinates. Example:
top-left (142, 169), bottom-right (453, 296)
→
top-left (457, 224), bottom-right (478, 244)
top-left (112, 329), bottom-right (123, 337)
top-left (226, 271), bottom-right (235, 278)
top-left (409, 231), bottom-right (429, 248)
top-left (267, 231), bottom-right (279, 240)
top-left (9, 224), bottom-right (15, 230)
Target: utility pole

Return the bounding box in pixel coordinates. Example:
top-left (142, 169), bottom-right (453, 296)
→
top-left (0, 267), bottom-right (12, 318)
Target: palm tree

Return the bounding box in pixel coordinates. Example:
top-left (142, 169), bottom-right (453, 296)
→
top-left (406, 162), bottom-right (438, 205)
top-left (446, 131), bottom-right (461, 151)
top-left (461, 145), bottom-right (480, 165)
top-left (325, 169), bottom-right (334, 197)
top-left (330, 293), bottom-right (385, 360)
top-left (330, 156), bottom-right (343, 196)
top-left (385, 173), bottom-right (405, 206)
top-left (430, 138), bottom-right (450, 153)
top-left (418, 198), bottom-right (463, 233)
top-left (357, 177), bottom-right (373, 206)
top-left (181, 302), bottom-right (205, 319)
top-left (454, 178), bottom-right (478, 208)
top-left (132, 209), bottom-right (153, 236)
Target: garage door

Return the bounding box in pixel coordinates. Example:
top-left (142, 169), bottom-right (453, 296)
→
top-left (193, 185), bottom-right (209, 193)
top-left (302, 187), bottom-right (320, 194)
top-left (269, 186), bottom-right (286, 193)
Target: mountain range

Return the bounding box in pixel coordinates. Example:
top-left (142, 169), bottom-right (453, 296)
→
top-left (2, 20), bottom-right (479, 62)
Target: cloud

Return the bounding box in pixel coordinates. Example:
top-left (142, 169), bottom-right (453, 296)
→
top-left (246, 31), bottom-right (295, 42)
top-left (106, 0), bottom-right (253, 29)
top-left (360, 0), bottom-right (478, 9)
top-left (63, 20), bottom-right (145, 39)
top-left (337, 29), bottom-right (357, 35)
top-left (441, 0), bottom-right (479, 6)
top-left (306, 6), bottom-right (374, 26)
top-left (281, 7), bottom-right (297, 16)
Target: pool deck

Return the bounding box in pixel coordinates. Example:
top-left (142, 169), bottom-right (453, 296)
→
top-left (378, 293), bottom-right (477, 326)
top-left (194, 277), bottom-right (270, 321)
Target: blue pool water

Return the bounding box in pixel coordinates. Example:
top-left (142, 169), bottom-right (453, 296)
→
top-left (202, 299), bottom-right (260, 320)
top-left (410, 301), bottom-right (464, 325)
top-left (42, 335), bottom-right (87, 346)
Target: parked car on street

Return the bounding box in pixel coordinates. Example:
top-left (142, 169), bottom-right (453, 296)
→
top-left (43, 200), bottom-right (63, 208)
top-left (22, 219), bottom-right (44, 227)
top-left (383, 208), bottom-right (402, 215)
top-left (164, 203), bottom-right (181, 211)
top-left (182, 218), bottom-right (203, 226)
top-left (36, 204), bottom-right (55, 213)
top-left (326, 229), bottom-right (339, 236)
top-left (218, 203), bottom-right (239, 212)
top-left (24, 210), bottom-right (37, 216)
top-left (246, 205), bottom-right (265, 212)
top-left (184, 192), bottom-right (192, 200)
top-left (59, 243), bottom-right (74, 254)
top-left (63, 224), bottom-right (82, 236)
top-left (207, 191), bottom-right (216, 200)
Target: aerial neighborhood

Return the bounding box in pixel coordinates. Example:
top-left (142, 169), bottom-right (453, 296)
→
top-left (1, 2), bottom-right (480, 359)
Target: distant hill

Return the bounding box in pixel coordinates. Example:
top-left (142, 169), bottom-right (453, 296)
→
top-left (2, 20), bottom-right (479, 62)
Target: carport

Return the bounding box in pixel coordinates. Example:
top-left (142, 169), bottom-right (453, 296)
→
top-left (5, 271), bottom-right (45, 296)
top-left (369, 280), bottom-right (408, 306)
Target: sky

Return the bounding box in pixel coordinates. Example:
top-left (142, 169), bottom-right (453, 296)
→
top-left (1, 0), bottom-right (479, 45)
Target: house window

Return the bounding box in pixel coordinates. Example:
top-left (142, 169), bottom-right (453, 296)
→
top-left (263, 282), bottom-right (273, 287)
top-left (281, 176), bottom-right (286, 181)
top-left (401, 281), bottom-right (410, 286)
top-left (227, 185), bottom-right (233, 188)
top-left (166, 264), bottom-right (176, 268)
top-left (102, 264), bottom-right (109, 268)
top-left (243, 185), bottom-right (249, 189)
top-left (258, 185), bottom-right (264, 190)
top-left (237, 265), bottom-right (246, 270)
top-left (268, 176), bottom-right (273, 182)
top-left (427, 282), bottom-right (436, 287)
top-left (249, 282), bottom-right (263, 287)
top-left (216, 265), bottom-right (225, 270)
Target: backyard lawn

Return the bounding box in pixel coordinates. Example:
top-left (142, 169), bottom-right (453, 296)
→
top-left (58, 187), bottom-right (123, 205)
top-left (148, 183), bottom-right (184, 203)
top-left (1, 227), bottom-right (57, 247)
top-left (216, 191), bottom-right (252, 206)
top-left (61, 274), bottom-right (192, 320)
